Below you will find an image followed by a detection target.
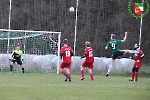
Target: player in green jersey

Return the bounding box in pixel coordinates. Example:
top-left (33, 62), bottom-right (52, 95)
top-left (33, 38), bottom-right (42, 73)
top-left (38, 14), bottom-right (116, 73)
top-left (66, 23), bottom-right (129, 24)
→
top-left (9, 45), bottom-right (25, 74)
top-left (105, 32), bottom-right (128, 76)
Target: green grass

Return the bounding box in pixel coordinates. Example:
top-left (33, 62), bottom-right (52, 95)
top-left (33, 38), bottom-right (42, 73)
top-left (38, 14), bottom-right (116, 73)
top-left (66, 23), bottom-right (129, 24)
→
top-left (0, 72), bottom-right (149, 100)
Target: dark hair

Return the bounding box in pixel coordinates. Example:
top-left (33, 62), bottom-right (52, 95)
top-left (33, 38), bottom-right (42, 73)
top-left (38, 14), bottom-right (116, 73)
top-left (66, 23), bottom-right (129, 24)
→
top-left (16, 45), bottom-right (21, 47)
top-left (135, 43), bottom-right (139, 47)
top-left (63, 39), bottom-right (68, 44)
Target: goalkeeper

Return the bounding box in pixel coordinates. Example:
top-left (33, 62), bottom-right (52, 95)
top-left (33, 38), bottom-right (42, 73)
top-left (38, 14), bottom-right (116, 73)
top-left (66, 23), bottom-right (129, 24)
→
top-left (9, 45), bottom-right (25, 74)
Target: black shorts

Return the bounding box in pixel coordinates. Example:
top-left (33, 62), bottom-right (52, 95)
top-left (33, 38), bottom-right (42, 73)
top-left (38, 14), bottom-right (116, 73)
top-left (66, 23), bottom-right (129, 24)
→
top-left (11, 59), bottom-right (23, 65)
top-left (132, 67), bottom-right (139, 72)
top-left (112, 50), bottom-right (125, 60)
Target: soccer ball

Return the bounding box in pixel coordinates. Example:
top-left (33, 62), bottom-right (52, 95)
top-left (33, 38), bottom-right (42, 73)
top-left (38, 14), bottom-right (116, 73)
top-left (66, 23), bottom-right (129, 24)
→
top-left (69, 7), bottom-right (75, 12)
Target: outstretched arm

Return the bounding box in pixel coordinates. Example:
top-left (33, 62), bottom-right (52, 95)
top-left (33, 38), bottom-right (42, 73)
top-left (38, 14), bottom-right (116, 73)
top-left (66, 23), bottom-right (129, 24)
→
top-left (121, 32), bottom-right (128, 42)
top-left (80, 54), bottom-right (86, 59)
top-left (128, 48), bottom-right (140, 54)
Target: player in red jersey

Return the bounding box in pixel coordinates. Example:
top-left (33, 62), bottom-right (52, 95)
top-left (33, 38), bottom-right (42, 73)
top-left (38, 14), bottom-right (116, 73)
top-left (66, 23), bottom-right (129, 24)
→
top-left (80, 41), bottom-right (94, 81)
top-left (128, 43), bottom-right (144, 81)
top-left (60, 39), bottom-right (74, 82)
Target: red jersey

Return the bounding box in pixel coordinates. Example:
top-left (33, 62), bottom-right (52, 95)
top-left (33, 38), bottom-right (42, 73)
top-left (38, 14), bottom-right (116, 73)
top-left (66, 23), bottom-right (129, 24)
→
top-left (134, 49), bottom-right (144, 61)
top-left (84, 47), bottom-right (94, 63)
top-left (60, 45), bottom-right (73, 63)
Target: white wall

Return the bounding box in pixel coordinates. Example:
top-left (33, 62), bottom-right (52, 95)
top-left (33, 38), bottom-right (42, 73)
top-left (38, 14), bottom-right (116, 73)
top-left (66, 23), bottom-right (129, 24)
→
top-left (0, 54), bottom-right (134, 73)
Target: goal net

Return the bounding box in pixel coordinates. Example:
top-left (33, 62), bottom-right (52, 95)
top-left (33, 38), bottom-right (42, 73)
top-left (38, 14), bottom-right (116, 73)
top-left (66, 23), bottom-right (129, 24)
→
top-left (0, 29), bottom-right (61, 73)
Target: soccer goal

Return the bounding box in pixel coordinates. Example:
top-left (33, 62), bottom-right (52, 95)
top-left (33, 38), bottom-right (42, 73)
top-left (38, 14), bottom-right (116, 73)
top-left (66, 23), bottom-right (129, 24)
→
top-left (0, 29), bottom-right (61, 74)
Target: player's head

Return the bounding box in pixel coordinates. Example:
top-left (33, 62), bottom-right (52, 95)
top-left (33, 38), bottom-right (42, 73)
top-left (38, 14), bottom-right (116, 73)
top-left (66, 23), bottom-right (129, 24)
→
top-left (134, 43), bottom-right (139, 49)
top-left (85, 41), bottom-right (91, 47)
top-left (63, 39), bottom-right (68, 45)
top-left (16, 45), bottom-right (21, 50)
top-left (111, 34), bottom-right (116, 40)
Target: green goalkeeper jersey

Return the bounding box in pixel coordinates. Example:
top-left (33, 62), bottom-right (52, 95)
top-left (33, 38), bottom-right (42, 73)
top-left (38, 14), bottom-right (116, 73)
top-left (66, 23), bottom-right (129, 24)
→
top-left (106, 39), bottom-right (121, 52)
top-left (10, 50), bottom-right (23, 60)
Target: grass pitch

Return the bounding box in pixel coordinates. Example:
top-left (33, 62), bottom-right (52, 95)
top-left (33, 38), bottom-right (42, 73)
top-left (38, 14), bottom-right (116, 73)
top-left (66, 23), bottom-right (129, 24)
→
top-left (0, 72), bottom-right (149, 100)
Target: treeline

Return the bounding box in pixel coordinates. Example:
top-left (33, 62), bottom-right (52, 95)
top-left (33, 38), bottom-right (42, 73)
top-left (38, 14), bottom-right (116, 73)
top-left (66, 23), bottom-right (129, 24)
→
top-left (0, 0), bottom-right (150, 65)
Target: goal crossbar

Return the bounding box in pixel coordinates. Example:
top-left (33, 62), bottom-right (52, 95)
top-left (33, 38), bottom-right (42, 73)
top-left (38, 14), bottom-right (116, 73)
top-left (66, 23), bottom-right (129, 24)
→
top-left (0, 29), bottom-right (61, 34)
top-left (0, 32), bottom-right (52, 40)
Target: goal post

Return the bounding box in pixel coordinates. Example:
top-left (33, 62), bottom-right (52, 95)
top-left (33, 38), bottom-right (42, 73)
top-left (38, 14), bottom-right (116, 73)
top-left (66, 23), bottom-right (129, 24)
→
top-left (0, 29), bottom-right (61, 73)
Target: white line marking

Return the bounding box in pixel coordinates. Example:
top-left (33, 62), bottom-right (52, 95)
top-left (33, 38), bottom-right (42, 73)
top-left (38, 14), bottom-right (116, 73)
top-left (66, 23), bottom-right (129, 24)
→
top-left (0, 84), bottom-right (149, 88)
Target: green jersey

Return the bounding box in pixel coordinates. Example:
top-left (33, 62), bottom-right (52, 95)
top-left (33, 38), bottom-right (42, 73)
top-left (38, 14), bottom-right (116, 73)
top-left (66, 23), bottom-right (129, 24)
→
top-left (10, 50), bottom-right (23, 60)
top-left (106, 39), bottom-right (121, 52)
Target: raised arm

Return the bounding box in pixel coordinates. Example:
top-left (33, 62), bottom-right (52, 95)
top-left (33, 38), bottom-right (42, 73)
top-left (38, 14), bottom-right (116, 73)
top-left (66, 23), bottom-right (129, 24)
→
top-left (111, 34), bottom-right (114, 40)
top-left (121, 32), bottom-right (128, 42)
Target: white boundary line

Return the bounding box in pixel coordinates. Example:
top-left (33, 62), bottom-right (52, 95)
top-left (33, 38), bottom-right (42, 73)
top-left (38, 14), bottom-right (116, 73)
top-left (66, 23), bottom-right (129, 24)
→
top-left (0, 84), bottom-right (148, 88)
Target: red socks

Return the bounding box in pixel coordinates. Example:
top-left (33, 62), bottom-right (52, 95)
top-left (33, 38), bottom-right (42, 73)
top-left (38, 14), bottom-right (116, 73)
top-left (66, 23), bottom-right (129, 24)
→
top-left (61, 70), bottom-right (66, 76)
top-left (68, 73), bottom-right (71, 79)
top-left (61, 70), bottom-right (71, 78)
top-left (135, 72), bottom-right (139, 81)
top-left (131, 72), bottom-right (135, 80)
top-left (81, 70), bottom-right (84, 78)
top-left (81, 70), bottom-right (94, 81)
top-left (131, 72), bottom-right (138, 81)
top-left (90, 72), bottom-right (94, 81)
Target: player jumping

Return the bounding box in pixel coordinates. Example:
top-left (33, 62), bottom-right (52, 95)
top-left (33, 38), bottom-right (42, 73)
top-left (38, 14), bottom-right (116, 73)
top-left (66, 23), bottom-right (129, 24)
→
top-left (60, 39), bottom-right (74, 82)
top-left (128, 43), bottom-right (144, 81)
top-left (105, 32), bottom-right (128, 76)
top-left (80, 41), bottom-right (94, 82)
top-left (9, 45), bottom-right (25, 74)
